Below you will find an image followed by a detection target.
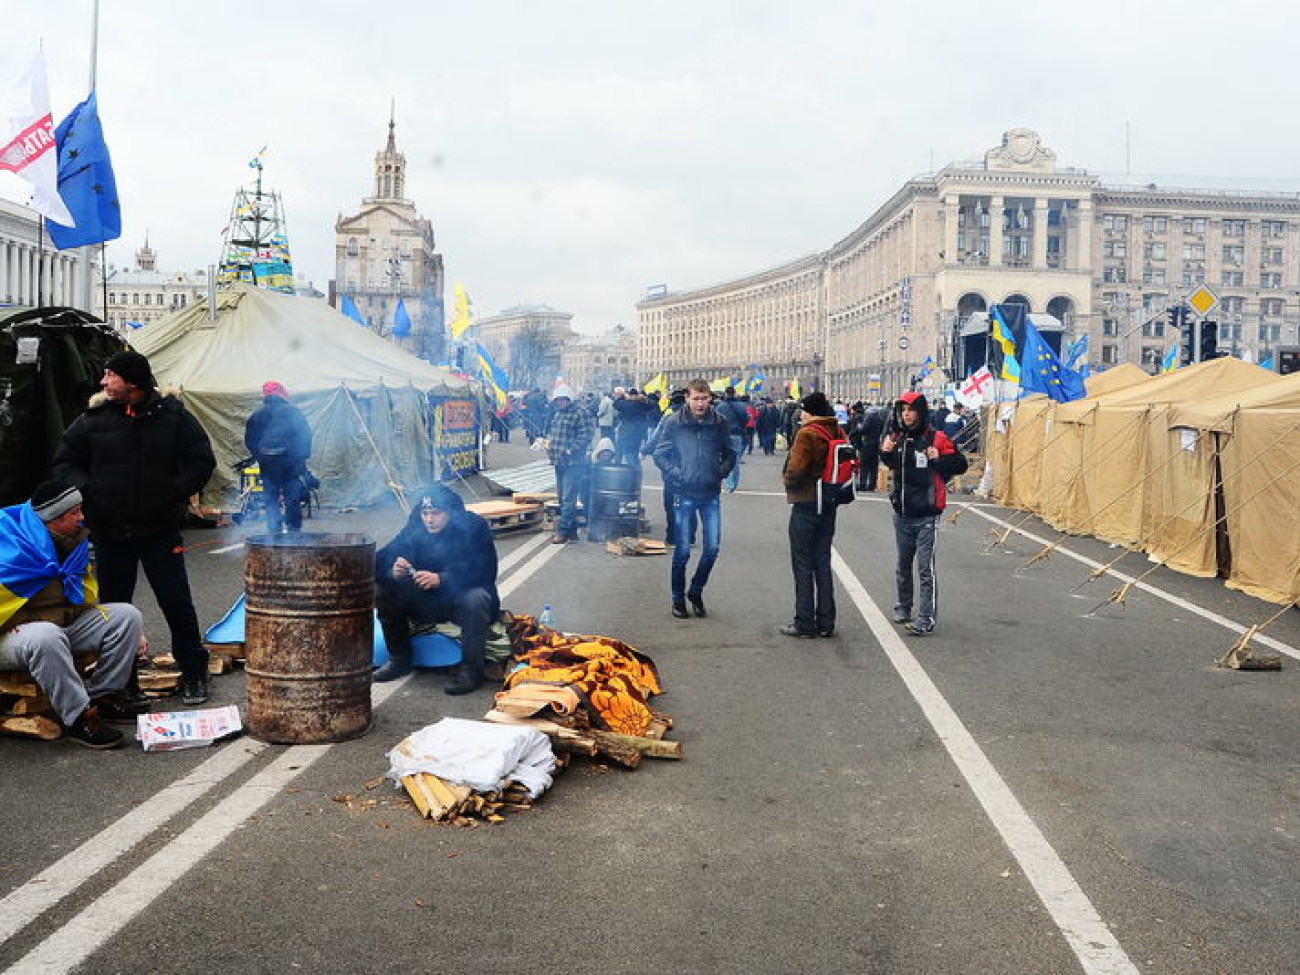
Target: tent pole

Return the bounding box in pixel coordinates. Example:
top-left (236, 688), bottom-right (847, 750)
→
top-left (343, 386), bottom-right (409, 513)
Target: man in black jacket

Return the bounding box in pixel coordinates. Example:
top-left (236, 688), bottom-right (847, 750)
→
top-left (652, 379), bottom-right (735, 619)
top-left (372, 484), bottom-right (499, 695)
top-left (53, 350), bottom-right (217, 704)
top-left (244, 380), bottom-right (313, 534)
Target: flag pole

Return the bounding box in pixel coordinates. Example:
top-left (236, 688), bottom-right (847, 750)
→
top-left (79, 0), bottom-right (102, 313)
top-left (37, 220), bottom-right (46, 306)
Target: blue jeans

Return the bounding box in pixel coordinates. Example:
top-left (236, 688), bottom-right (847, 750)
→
top-left (555, 463), bottom-right (585, 537)
top-left (723, 434), bottom-right (744, 492)
top-left (671, 493), bottom-right (721, 600)
top-left (893, 512), bottom-right (938, 622)
top-left (789, 501), bottom-right (837, 633)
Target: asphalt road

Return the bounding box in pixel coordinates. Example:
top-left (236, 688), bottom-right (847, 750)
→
top-left (2, 440), bottom-right (1297, 975)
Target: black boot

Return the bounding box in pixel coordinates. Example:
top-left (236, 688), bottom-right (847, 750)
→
top-left (373, 654), bottom-right (413, 682)
top-left (443, 663), bottom-right (484, 696)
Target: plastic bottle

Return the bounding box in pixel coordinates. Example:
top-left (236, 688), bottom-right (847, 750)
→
top-left (538, 604), bottom-right (556, 629)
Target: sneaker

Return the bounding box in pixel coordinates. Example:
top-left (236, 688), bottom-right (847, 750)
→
top-left (905, 618), bottom-right (935, 636)
top-left (65, 706), bottom-right (125, 750)
top-left (550, 532), bottom-right (569, 545)
top-left (892, 609), bottom-right (912, 625)
top-left (779, 624), bottom-right (817, 639)
top-left (671, 600), bottom-right (690, 619)
top-left (687, 592), bottom-right (707, 618)
top-left (180, 675), bottom-right (209, 706)
top-left (817, 628), bottom-right (835, 638)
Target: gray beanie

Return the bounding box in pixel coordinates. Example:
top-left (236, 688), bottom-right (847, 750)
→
top-left (31, 481), bottom-right (83, 522)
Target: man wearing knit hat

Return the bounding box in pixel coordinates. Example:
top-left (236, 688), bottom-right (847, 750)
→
top-left (544, 384), bottom-right (595, 543)
top-left (244, 380), bottom-right (314, 534)
top-left (779, 391), bottom-right (845, 638)
top-left (0, 481), bottom-right (144, 748)
top-left (53, 348), bottom-right (217, 705)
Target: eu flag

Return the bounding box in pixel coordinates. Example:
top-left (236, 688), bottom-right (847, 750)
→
top-left (45, 90), bottom-right (122, 250)
top-left (392, 298), bottom-right (412, 338)
top-left (1019, 320), bottom-right (1086, 402)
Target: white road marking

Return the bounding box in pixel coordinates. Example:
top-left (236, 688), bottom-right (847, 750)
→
top-left (0, 741), bottom-right (268, 944)
top-left (497, 530), bottom-right (551, 575)
top-left (2, 543), bottom-right (564, 974)
top-left (833, 548), bottom-right (1139, 975)
top-left (960, 503), bottom-right (1300, 661)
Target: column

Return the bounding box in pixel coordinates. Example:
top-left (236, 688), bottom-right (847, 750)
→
top-left (17, 245), bottom-right (30, 304)
top-left (1033, 199), bottom-right (1050, 268)
top-left (1074, 200), bottom-right (1094, 272)
top-left (944, 195), bottom-right (960, 264)
top-left (988, 195), bottom-right (1004, 267)
top-left (0, 241), bottom-right (8, 302)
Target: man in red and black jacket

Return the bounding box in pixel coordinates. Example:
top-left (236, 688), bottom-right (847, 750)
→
top-left (879, 390), bottom-right (967, 636)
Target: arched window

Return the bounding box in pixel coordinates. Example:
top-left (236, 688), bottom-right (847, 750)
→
top-left (347, 237), bottom-right (359, 257)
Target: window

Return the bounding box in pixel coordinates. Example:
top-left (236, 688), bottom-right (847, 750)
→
top-left (1222, 219), bottom-right (1247, 237)
top-left (1222, 245), bottom-right (1244, 264)
top-left (1142, 319), bottom-right (1166, 338)
top-left (1144, 242), bottom-right (1167, 260)
top-left (1183, 217), bottom-right (1207, 235)
top-left (1262, 220), bottom-right (1286, 238)
top-left (1102, 214), bottom-right (1128, 233)
top-left (108, 292), bottom-right (116, 304)
top-left (1102, 319), bottom-right (1121, 337)
top-left (1262, 247), bottom-right (1284, 264)
top-left (132, 293), bottom-right (139, 305)
top-left (347, 237), bottom-right (358, 257)
top-left (1261, 272), bottom-right (1283, 289)
top-left (1143, 216), bottom-right (1168, 234)
top-left (1101, 344), bottom-right (1118, 364)
top-left (143, 293), bottom-right (151, 306)
top-left (1259, 323), bottom-right (1282, 342)
top-left (1182, 267), bottom-right (1206, 286)
top-left (1103, 266), bottom-right (1128, 283)
top-left (1223, 296), bottom-right (1245, 315)
top-left (1183, 243), bottom-right (1206, 261)
top-left (1262, 298), bottom-right (1286, 317)
top-left (1104, 240), bottom-right (1127, 258)
top-left (1143, 268), bottom-right (1167, 285)
top-left (1140, 347), bottom-right (1162, 369)
top-left (1222, 270), bottom-right (1244, 287)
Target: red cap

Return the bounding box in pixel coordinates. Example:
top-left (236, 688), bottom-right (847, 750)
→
top-left (262, 381), bottom-right (289, 399)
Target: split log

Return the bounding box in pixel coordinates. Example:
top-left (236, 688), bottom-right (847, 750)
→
top-left (0, 714), bottom-right (62, 740)
top-left (483, 709), bottom-right (682, 765)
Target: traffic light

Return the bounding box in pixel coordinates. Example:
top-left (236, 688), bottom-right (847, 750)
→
top-left (1176, 306), bottom-right (1196, 366)
top-left (1199, 319), bottom-right (1219, 361)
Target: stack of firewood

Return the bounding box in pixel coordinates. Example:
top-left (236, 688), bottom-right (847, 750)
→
top-left (400, 772), bottom-right (538, 825)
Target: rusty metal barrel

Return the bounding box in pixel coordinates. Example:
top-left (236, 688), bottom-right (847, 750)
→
top-left (243, 533), bottom-right (375, 744)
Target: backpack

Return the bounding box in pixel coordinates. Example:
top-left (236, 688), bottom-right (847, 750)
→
top-left (807, 423), bottom-right (858, 512)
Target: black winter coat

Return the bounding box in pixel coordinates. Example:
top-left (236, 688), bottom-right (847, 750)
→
top-left (244, 397), bottom-right (313, 473)
top-left (374, 485), bottom-right (499, 608)
top-left (652, 406), bottom-right (735, 499)
top-left (53, 391), bottom-right (216, 539)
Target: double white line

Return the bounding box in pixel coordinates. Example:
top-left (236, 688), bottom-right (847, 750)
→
top-left (2, 531), bottom-right (563, 974)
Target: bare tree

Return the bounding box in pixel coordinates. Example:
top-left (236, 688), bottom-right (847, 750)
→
top-left (509, 322), bottom-right (562, 389)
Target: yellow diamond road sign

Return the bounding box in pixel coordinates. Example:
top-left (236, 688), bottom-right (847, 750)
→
top-left (1187, 285), bottom-right (1220, 317)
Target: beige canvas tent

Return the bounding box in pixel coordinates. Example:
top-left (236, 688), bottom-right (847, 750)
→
top-left (1160, 374), bottom-right (1300, 599)
top-left (130, 285), bottom-right (477, 510)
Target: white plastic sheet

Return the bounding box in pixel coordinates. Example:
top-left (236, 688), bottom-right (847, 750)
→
top-left (386, 717), bottom-right (555, 798)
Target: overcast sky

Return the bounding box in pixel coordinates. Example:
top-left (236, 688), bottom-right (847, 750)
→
top-left (4, 0), bottom-right (1298, 334)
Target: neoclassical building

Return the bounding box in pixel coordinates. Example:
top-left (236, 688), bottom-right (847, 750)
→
top-left (638, 129), bottom-right (1300, 397)
top-left (98, 237), bottom-right (208, 331)
top-left (476, 304), bottom-right (577, 392)
top-left (0, 197), bottom-right (97, 310)
top-left (559, 324), bottom-right (638, 394)
top-left (333, 116), bottom-right (445, 362)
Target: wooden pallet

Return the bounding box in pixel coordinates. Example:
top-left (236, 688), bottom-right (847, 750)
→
top-left (466, 500), bottom-right (546, 535)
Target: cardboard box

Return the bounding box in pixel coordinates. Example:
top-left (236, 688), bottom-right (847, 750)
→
top-left (137, 705), bottom-right (243, 752)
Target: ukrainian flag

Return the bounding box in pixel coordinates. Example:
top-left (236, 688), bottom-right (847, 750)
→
top-left (989, 307), bottom-right (1021, 382)
top-left (474, 342), bottom-right (510, 411)
top-left (0, 503), bottom-right (94, 629)
top-left (1161, 344), bottom-right (1179, 373)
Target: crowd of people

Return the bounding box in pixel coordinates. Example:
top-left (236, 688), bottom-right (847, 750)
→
top-left (0, 345), bottom-right (975, 748)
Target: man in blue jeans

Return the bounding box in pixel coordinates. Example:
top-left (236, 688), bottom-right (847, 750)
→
top-left (717, 386), bottom-right (748, 493)
top-left (545, 384), bottom-right (595, 543)
top-left (652, 379), bottom-right (735, 619)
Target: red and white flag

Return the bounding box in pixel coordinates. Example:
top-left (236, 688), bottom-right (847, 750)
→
top-left (957, 365), bottom-right (994, 407)
top-left (0, 51), bottom-right (75, 226)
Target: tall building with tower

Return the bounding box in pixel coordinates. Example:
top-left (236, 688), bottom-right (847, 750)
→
top-left (333, 115), bottom-right (445, 363)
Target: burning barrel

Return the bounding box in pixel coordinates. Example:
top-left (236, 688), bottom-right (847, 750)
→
top-left (244, 533), bottom-right (375, 744)
top-left (588, 464), bottom-right (642, 542)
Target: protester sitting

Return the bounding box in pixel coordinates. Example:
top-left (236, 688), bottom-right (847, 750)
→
top-left (0, 481), bottom-right (144, 748)
top-left (372, 485), bottom-right (499, 695)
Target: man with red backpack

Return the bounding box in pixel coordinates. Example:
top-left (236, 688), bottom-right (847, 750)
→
top-left (880, 390), bottom-right (968, 636)
top-left (780, 391), bottom-right (855, 639)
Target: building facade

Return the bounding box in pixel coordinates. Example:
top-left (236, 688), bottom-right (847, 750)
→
top-left (0, 197), bottom-right (98, 311)
top-left (638, 129), bottom-right (1300, 398)
top-left (333, 117), bottom-right (445, 362)
top-left (559, 324), bottom-right (638, 394)
top-left (98, 238), bottom-right (208, 331)
top-left (476, 304), bottom-right (577, 392)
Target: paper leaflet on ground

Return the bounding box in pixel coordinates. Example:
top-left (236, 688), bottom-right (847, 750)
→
top-left (385, 717), bottom-right (556, 798)
top-left (137, 705), bottom-right (243, 752)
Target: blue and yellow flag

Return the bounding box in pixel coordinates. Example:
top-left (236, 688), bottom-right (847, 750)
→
top-left (918, 355), bottom-right (935, 380)
top-left (0, 503), bottom-right (93, 629)
top-left (475, 342), bottom-right (510, 410)
top-left (789, 378), bottom-right (801, 400)
top-left (989, 306), bottom-right (1022, 382)
top-left (1161, 344), bottom-right (1179, 373)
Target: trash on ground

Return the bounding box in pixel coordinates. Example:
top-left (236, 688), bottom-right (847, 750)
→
top-left (137, 705), bottom-right (243, 751)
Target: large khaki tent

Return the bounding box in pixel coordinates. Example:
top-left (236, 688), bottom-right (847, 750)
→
top-left (130, 285), bottom-right (478, 510)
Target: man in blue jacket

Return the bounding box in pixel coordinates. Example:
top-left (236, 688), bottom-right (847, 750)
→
top-left (652, 379), bottom-right (735, 619)
top-left (372, 484), bottom-right (499, 695)
top-left (244, 380), bottom-right (313, 534)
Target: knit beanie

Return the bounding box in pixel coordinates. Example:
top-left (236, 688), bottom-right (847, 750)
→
top-left (31, 480), bottom-right (83, 522)
top-left (262, 380), bottom-right (289, 399)
top-left (800, 391), bottom-right (833, 417)
top-left (104, 350), bottom-right (156, 389)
